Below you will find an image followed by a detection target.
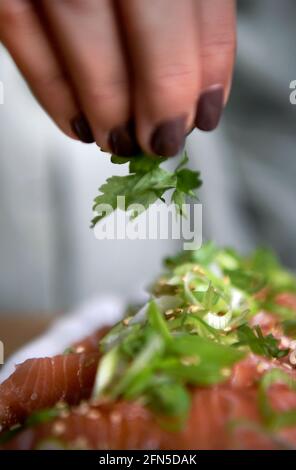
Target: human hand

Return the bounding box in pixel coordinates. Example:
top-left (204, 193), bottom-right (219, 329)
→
top-left (0, 0), bottom-right (236, 157)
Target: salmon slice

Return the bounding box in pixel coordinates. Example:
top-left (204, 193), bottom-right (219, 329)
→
top-left (0, 327), bottom-right (108, 432)
top-left (70, 327), bottom-right (109, 354)
top-left (0, 352), bottom-right (99, 432)
top-left (3, 353), bottom-right (296, 450)
top-left (2, 298), bottom-right (296, 449)
top-left (3, 384), bottom-right (296, 450)
top-left (276, 293), bottom-right (296, 311)
top-left (0, 331), bottom-right (296, 442)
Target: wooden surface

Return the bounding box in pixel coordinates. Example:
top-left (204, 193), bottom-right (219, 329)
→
top-left (0, 314), bottom-right (55, 359)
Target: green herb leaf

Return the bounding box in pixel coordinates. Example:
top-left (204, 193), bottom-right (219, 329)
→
top-left (147, 380), bottom-right (190, 420)
top-left (91, 151), bottom-right (202, 227)
top-left (112, 333), bottom-right (165, 398)
top-left (0, 406), bottom-right (66, 445)
top-left (129, 154), bottom-right (165, 173)
top-left (224, 268), bottom-right (266, 294)
top-left (171, 189), bottom-right (186, 216)
top-left (26, 407), bottom-right (63, 427)
top-left (176, 168), bottom-right (202, 196)
top-left (282, 319), bottom-right (296, 337)
top-left (91, 242), bottom-right (296, 429)
top-left (170, 334), bottom-right (244, 367)
top-left (157, 358), bottom-right (231, 386)
top-left (236, 324), bottom-right (289, 359)
top-left (147, 300), bottom-right (172, 343)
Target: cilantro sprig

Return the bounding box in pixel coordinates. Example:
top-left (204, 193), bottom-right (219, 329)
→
top-left (236, 324), bottom-right (289, 359)
top-left (91, 151), bottom-right (202, 226)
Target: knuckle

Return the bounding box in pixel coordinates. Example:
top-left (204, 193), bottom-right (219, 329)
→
top-left (32, 70), bottom-right (66, 90)
top-left (0, 0), bottom-right (30, 25)
top-left (52, 0), bottom-right (91, 13)
top-left (81, 78), bottom-right (129, 103)
top-left (202, 32), bottom-right (236, 58)
top-left (0, 2), bottom-right (13, 23)
top-left (81, 79), bottom-right (130, 128)
top-left (144, 64), bottom-right (198, 97)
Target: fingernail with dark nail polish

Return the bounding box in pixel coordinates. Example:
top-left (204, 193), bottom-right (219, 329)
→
top-left (96, 143), bottom-right (109, 153)
top-left (71, 114), bottom-right (94, 143)
top-left (195, 85), bottom-right (224, 131)
top-left (108, 121), bottom-right (141, 157)
top-left (150, 116), bottom-right (186, 157)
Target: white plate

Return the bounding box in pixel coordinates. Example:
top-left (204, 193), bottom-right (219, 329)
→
top-left (0, 296), bottom-right (125, 383)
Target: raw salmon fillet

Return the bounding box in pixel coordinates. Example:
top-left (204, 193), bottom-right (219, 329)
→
top-left (0, 328), bottom-right (108, 431)
top-left (2, 347), bottom-right (296, 450)
top-left (1, 294), bottom-right (296, 450)
top-left (71, 327), bottom-right (109, 354)
top-left (3, 382), bottom-right (296, 450)
top-left (0, 352), bottom-right (99, 431)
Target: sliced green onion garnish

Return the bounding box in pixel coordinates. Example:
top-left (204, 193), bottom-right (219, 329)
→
top-left (204, 310), bottom-right (232, 330)
top-left (147, 300), bottom-right (172, 343)
top-left (91, 242), bottom-right (296, 428)
top-left (112, 333), bottom-right (164, 398)
top-left (92, 346), bottom-right (119, 399)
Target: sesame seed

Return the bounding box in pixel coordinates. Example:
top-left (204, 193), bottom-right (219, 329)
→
top-left (165, 309), bottom-right (174, 316)
top-left (56, 401), bottom-right (67, 410)
top-left (192, 266), bottom-right (205, 275)
top-left (110, 412), bottom-right (122, 425)
top-left (181, 356), bottom-right (200, 366)
top-left (88, 410), bottom-right (101, 420)
top-left (188, 305), bottom-right (199, 313)
top-left (257, 362), bottom-right (268, 374)
top-left (52, 421), bottom-right (66, 436)
top-left (289, 350), bottom-right (296, 366)
top-left (72, 437), bottom-right (89, 449)
top-left (221, 368), bottom-right (231, 378)
top-left (76, 402), bottom-right (90, 415)
top-left (280, 337), bottom-right (291, 348)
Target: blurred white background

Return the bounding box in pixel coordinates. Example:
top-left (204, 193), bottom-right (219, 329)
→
top-left (0, 0), bottom-right (295, 315)
top-left (0, 45), bottom-right (182, 313)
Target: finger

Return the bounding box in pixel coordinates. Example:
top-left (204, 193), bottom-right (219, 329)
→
top-left (41, 0), bottom-right (138, 156)
top-left (0, 0), bottom-right (85, 140)
top-left (118, 0), bottom-right (201, 157)
top-left (195, 0), bottom-right (236, 131)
